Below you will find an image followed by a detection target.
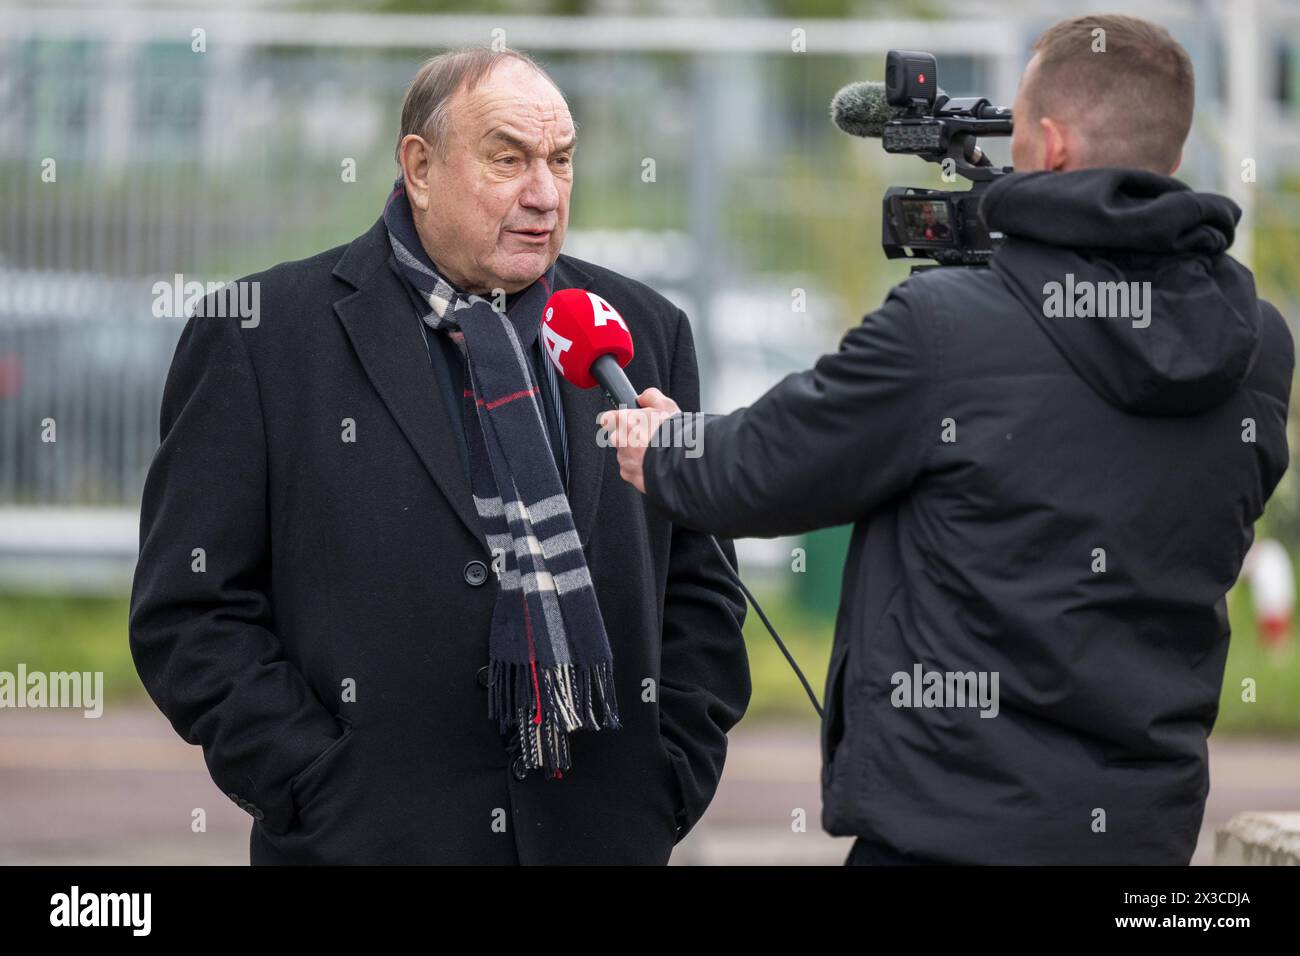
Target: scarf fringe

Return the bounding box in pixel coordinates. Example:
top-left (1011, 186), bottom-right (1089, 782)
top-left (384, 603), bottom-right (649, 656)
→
top-left (488, 659), bottom-right (621, 775)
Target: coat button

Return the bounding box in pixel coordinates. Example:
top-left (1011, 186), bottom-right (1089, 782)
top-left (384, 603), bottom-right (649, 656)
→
top-left (511, 756), bottom-right (528, 781)
top-left (229, 792), bottom-right (263, 820)
top-left (463, 560), bottom-right (488, 586)
top-left (476, 665), bottom-right (490, 688)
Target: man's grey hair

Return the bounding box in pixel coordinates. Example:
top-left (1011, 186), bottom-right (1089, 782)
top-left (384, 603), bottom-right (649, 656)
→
top-left (395, 47), bottom-right (567, 162)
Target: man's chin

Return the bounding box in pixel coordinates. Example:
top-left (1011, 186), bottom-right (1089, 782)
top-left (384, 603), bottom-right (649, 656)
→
top-left (494, 249), bottom-right (560, 289)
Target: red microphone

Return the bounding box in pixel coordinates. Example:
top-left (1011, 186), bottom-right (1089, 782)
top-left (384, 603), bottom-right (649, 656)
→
top-left (541, 289), bottom-right (639, 409)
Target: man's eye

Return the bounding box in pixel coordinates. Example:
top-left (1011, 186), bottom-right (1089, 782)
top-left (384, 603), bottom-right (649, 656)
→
top-left (553, 155), bottom-right (572, 167)
top-left (496, 155), bottom-right (520, 166)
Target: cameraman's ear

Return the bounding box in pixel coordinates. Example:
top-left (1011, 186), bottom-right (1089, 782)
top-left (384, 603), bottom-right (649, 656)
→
top-left (1040, 117), bottom-right (1071, 171)
top-left (1169, 150), bottom-right (1183, 176)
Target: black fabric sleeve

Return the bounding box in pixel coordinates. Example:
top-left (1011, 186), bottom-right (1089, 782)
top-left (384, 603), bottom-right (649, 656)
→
top-left (643, 279), bottom-right (935, 539)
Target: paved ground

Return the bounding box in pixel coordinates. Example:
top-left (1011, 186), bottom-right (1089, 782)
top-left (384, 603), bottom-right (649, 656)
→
top-left (1, 707), bottom-right (1297, 865)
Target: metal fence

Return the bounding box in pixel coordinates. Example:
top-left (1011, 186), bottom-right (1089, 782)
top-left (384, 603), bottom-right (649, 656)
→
top-left (0, 2), bottom-right (1294, 587)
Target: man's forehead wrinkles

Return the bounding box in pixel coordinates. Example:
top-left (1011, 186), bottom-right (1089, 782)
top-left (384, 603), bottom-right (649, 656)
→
top-left (451, 81), bottom-right (575, 151)
top-left (462, 90), bottom-right (570, 121)
top-left (483, 122), bottom-right (575, 142)
top-left (471, 115), bottom-right (572, 140)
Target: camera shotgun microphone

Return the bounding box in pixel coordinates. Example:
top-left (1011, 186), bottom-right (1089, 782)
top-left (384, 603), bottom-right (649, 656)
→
top-left (831, 79), bottom-right (990, 165)
top-left (539, 288), bottom-right (825, 718)
top-left (830, 80), bottom-right (905, 138)
top-left (541, 289), bottom-right (640, 409)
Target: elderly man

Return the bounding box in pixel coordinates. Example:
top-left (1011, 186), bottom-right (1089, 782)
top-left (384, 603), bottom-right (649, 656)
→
top-left (129, 48), bottom-right (749, 865)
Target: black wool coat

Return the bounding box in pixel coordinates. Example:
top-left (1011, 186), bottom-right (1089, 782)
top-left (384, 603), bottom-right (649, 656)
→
top-left (129, 215), bottom-right (751, 864)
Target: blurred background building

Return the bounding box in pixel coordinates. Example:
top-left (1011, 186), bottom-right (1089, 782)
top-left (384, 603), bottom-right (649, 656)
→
top-left (1, 0), bottom-right (1298, 864)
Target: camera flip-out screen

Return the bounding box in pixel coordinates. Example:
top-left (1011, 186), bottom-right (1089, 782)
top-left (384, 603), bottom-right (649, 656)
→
top-left (896, 196), bottom-right (956, 247)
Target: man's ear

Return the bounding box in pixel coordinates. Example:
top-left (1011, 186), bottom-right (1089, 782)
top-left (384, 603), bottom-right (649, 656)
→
top-left (398, 134), bottom-right (435, 212)
top-left (1039, 116), bottom-right (1071, 171)
top-left (1169, 149), bottom-right (1183, 176)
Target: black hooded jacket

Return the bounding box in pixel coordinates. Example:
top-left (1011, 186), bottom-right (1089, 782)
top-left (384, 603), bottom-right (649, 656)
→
top-left (643, 167), bottom-right (1293, 863)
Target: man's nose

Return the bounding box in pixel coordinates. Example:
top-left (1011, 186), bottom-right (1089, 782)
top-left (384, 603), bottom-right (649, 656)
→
top-left (519, 160), bottom-right (560, 213)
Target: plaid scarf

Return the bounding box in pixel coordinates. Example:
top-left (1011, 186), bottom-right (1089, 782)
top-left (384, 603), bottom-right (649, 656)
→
top-left (383, 178), bottom-right (620, 777)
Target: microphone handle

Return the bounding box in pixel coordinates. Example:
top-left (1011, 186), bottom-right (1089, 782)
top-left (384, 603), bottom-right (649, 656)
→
top-left (591, 353), bottom-right (640, 409)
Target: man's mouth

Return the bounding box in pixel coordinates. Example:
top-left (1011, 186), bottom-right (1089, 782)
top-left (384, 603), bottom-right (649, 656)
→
top-left (508, 228), bottom-right (553, 244)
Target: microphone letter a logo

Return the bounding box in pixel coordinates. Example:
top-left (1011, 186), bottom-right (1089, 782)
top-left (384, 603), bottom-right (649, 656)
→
top-left (542, 322), bottom-right (573, 374)
top-left (587, 292), bottom-right (628, 331)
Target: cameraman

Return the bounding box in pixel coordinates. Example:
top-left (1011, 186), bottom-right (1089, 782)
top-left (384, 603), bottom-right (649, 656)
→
top-left (599, 13), bottom-right (1293, 865)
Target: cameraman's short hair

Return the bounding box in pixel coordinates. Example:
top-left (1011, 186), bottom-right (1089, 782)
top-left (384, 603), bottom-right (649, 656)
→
top-left (1026, 14), bottom-right (1194, 172)
top-left (396, 47), bottom-right (564, 162)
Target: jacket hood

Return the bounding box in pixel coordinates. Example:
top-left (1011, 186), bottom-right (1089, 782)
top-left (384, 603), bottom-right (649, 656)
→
top-left (981, 167), bottom-right (1262, 414)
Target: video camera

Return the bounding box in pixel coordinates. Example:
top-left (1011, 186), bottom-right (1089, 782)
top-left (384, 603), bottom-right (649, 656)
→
top-left (877, 50), bottom-right (1014, 267)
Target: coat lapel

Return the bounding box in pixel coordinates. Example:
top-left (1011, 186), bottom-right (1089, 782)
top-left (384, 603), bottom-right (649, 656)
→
top-left (332, 221), bottom-right (612, 556)
top-left (332, 217), bottom-right (485, 550)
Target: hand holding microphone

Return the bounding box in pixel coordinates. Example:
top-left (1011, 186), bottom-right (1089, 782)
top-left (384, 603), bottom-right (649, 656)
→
top-left (595, 387), bottom-right (680, 495)
top-left (541, 288), bottom-right (681, 494)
